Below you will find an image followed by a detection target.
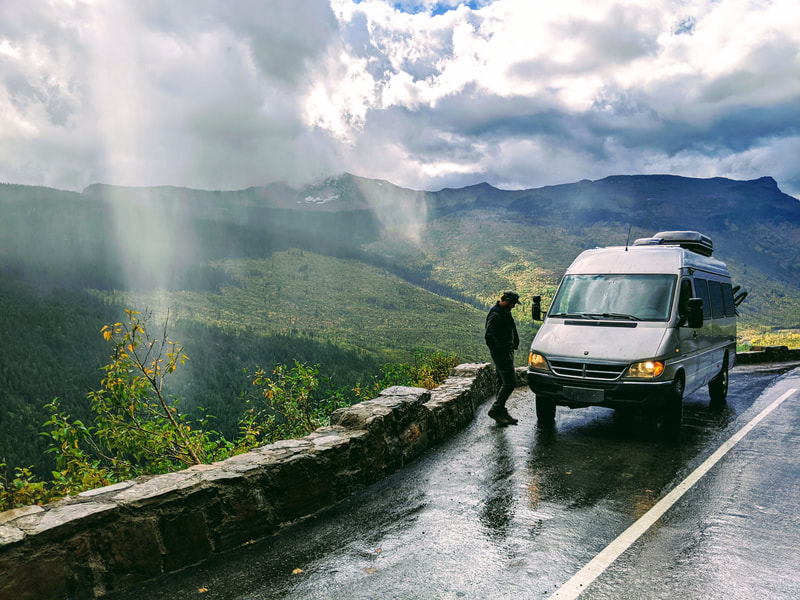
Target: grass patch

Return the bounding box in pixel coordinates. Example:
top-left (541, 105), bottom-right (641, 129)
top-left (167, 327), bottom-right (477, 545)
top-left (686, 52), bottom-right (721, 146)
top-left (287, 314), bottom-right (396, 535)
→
top-left (92, 249), bottom-right (492, 365)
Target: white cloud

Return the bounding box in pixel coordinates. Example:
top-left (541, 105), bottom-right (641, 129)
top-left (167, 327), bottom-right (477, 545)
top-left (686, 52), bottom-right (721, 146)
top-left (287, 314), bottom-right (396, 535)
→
top-left (323, 0), bottom-right (800, 196)
top-left (0, 0), bottom-right (798, 197)
top-left (304, 50), bottom-right (377, 139)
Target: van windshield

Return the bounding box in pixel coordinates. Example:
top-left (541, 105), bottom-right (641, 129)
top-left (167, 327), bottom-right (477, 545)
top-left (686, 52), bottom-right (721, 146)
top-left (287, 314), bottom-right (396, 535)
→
top-left (549, 274), bottom-right (677, 321)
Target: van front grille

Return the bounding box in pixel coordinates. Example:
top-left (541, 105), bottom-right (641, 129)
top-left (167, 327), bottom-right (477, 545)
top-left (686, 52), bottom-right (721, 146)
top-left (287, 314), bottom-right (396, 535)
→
top-left (549, 359), bottom-right (627, 381)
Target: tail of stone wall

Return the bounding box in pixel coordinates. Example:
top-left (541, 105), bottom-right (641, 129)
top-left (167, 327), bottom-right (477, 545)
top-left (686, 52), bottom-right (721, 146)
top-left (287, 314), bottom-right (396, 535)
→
top-left (735, 346), bottom-right (800, 364)
top-left (0, 363), bottom-right (497, 600)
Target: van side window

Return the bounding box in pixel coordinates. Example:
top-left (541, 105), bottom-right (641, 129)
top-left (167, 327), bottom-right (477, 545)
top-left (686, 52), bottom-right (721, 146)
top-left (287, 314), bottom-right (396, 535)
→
top-left (694, 278), bottom-right (712, 319)
top-left (708, 280), bottom-right (726, 318)
top-left (678, 278), bottom-right (693, 321)
top-left (722, 282), bottom-right (736, 317)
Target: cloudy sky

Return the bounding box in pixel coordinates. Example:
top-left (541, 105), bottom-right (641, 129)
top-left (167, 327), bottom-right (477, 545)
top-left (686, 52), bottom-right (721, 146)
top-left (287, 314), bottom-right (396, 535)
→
top-left (1, 0), bottom-right (799, 197)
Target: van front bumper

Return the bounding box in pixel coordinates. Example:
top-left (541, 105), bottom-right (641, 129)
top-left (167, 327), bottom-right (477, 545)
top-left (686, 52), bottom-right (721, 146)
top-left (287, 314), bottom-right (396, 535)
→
top-left (527, 370), bottom-right (673, 410)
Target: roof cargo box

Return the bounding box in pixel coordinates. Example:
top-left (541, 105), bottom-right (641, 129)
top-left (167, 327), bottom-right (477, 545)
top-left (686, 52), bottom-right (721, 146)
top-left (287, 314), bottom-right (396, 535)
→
top-left (632, 230), bottom-right (714, 256)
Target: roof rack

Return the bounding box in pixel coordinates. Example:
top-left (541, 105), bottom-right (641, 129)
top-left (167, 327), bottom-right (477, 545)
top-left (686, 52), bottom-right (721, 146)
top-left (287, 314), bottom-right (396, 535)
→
top-left (632, 230), bottom-right (714, 256)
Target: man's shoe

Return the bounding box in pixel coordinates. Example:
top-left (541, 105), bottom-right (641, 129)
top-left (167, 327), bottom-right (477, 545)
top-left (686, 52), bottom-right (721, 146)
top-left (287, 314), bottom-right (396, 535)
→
top-left (501, 409), bottom-right (518, 425)
top-left (488, 405), bottom-right (514, 425)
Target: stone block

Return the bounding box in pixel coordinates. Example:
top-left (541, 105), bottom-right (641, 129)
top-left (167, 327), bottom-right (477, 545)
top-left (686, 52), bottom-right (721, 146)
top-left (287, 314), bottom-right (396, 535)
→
top-left (87, 517), bottom-right (164, 591)
top-left (160, 508), bottom-right (214, 572)
top-left (331, 386), bottom-right (434, 480)
top-left (0, 524), bottom-right (24, 546)
top-left (515, 365), bottom-right (528, 387)
top-left (112, 471), bottom-right (207, 507)
top-left (208, 477), bottom-right (279, 550)
top-left (0, 537), bottom-right (91, 600)
top-left (0, 505), bottom-right (43, 526)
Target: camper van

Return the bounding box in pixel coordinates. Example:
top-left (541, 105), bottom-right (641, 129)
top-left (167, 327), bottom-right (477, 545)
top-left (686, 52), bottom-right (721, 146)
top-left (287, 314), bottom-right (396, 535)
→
top-left (527, 231), bottom-right (742, 435)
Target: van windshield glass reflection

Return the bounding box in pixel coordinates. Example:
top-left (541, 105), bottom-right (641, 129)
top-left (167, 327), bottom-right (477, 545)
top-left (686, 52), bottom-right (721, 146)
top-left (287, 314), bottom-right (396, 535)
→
top-left (550, 274), bottom-right (677, 321)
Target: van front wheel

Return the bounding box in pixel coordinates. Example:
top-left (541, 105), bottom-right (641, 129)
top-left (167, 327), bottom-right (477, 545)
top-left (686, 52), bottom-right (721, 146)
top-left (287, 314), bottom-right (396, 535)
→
top-left (658, 379), bottom-right (683, 438)
top-left (536, 396), bottom-right (556, 425)
top-left (709, 360), bottom-right (729, 408)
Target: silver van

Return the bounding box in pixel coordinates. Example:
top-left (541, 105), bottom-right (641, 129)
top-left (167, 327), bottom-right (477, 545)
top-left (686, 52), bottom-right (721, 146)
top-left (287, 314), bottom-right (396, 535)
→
top-left (527, 231), bottom-right (743, 435)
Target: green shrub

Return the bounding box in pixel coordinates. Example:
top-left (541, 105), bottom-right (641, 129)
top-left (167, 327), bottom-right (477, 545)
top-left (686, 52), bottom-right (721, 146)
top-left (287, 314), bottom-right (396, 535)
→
top-left (353, 349), bottom-right (458, 400)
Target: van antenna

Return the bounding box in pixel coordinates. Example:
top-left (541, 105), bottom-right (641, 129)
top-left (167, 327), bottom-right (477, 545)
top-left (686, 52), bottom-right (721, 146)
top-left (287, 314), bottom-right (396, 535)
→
top-left (625, 225), bottom-right (632, 251)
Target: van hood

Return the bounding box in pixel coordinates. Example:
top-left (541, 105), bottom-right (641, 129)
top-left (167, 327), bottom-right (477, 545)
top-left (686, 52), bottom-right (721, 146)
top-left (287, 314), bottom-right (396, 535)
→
top-left (531, 320), bottom-right (669, 363)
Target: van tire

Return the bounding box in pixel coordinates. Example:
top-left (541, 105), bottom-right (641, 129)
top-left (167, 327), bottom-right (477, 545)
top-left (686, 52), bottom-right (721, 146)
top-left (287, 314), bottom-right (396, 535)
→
top-left (658, 379), bottom-right (683, 438)
top-left (613, 408), bottom-right (634, 430)
top-left (709, 360), bottom-right (729, 408)
top-left (536, 396), bottom-right (556, 425)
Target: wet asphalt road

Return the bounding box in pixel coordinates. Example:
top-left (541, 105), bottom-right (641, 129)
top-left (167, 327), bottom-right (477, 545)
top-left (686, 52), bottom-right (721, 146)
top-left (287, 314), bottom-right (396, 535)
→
top-left (106, 364), bottom-right (800, 600)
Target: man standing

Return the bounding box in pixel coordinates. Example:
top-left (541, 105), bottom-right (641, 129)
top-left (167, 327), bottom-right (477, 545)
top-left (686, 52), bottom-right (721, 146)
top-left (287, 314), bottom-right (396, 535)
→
top-left (485, 290), bottom-right (520, 425)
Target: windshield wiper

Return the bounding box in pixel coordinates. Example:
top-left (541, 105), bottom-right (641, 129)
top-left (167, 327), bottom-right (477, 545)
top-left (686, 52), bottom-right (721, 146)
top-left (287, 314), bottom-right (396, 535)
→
top-left (584, 312), bottom-right (641, 321)
top-left (551, 312), bottom-right (600, 320)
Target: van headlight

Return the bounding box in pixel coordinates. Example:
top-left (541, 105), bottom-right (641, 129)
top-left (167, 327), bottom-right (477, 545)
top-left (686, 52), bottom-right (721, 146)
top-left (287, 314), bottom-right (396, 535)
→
top-left (627, 360), bottom-right (665, 379)
top-left (529, 352), bottom-right (550, 372)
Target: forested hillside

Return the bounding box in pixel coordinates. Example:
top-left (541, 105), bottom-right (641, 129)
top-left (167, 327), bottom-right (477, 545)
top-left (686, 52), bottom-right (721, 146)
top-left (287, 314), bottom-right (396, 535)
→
top-left (2, 174), bottom-right (799, 476)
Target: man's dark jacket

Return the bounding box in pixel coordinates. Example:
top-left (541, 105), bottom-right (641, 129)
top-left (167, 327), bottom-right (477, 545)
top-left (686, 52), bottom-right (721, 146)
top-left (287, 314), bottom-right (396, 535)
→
top-left (484, 302), bottom-right (519, 352)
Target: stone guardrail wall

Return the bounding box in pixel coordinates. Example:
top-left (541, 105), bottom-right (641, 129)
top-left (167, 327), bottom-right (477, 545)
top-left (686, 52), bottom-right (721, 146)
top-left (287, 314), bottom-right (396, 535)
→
top-left (0, 362), bottom-right (504, 600)
top-left (735, 346), bottom-right (800, 364)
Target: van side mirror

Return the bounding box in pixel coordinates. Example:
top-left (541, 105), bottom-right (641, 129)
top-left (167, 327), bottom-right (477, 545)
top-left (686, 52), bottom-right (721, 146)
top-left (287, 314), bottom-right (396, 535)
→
top-left (531, 295), bottom-right (542, 321)
top-left (687, 297), bottom-right (704, 329)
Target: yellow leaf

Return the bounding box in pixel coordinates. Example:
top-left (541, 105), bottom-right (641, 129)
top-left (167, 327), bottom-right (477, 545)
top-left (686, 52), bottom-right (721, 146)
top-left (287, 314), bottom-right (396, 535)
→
top-left (365, 567), bottom-right (377, 574)
top-left (292, 568), bottom-right (303, 575)
top-left (198, 587), bottom-right (208, 593)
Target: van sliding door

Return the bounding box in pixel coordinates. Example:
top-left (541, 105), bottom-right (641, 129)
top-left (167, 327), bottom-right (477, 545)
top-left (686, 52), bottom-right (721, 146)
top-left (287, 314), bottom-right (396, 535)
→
top-left (693, 278), bottom-right (715, 387)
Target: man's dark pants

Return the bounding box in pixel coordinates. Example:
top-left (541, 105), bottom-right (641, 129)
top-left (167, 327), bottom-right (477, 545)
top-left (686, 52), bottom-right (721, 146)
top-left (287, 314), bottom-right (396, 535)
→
top-left (490, 348), bottom-right (516, 410)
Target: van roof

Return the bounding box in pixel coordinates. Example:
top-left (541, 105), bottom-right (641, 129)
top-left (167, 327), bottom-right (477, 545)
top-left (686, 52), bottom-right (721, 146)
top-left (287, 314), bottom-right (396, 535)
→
top-left (566, 245), bottom-right (730, 277)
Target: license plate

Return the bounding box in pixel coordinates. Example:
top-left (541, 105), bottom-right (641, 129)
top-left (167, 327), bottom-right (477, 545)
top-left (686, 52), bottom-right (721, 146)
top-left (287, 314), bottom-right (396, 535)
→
top-left (563, 386), bottom-right (605, 404)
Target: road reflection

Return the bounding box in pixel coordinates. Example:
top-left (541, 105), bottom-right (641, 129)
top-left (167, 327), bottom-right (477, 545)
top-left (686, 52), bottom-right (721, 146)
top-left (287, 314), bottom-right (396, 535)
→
top-left (523, 394), bottom-right (742, 528)
top-left (479, 428), bottom-right (515, 541)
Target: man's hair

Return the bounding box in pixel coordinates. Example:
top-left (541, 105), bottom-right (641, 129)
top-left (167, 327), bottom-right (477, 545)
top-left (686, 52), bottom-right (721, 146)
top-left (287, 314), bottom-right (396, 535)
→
top-left (501, 291), bottom-right (520, 303)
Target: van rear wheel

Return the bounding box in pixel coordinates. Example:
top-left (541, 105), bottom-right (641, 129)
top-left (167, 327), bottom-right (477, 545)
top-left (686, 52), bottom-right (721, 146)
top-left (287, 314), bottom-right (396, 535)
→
top-left (709, 360), bottom-right (729, 408)
top-left (536, 396), bottom-right (556, 425)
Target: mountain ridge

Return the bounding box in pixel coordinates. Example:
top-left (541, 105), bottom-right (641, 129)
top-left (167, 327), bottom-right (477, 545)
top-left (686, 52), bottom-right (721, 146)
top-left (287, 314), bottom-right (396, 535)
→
top-left (4, 172), bottom-right (799, 293)
top-left (77, 172), bottom-right (793, 199)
